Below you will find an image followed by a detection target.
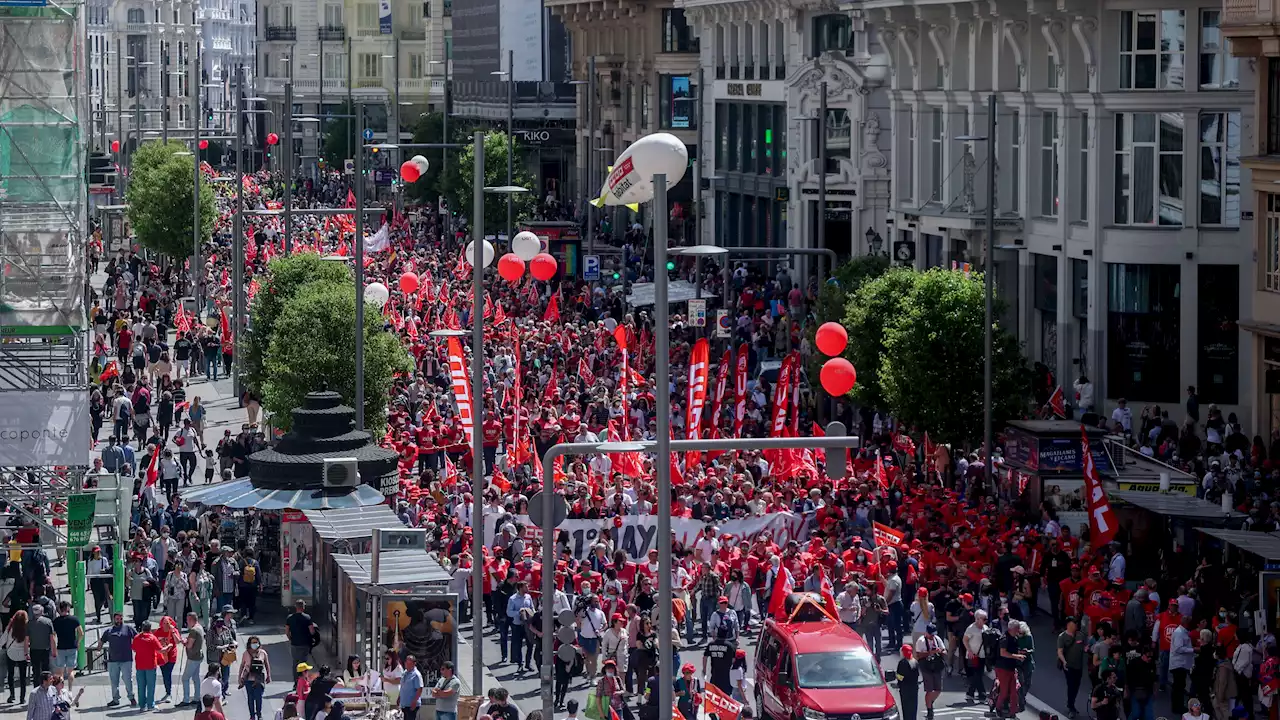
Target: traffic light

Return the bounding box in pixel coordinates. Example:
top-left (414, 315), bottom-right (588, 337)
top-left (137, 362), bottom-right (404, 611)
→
top-left (665, 261), bottom-right (675, 271)
top-left (87, 151), bottom-right (115, 187)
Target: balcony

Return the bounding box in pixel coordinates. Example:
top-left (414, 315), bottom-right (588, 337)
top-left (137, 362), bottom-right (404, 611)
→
top-left (354, 25), bottom-right (382, 36)
top-left (198, 7), bottom-right (230, 21)
top-left (356, 76), bottom-right (384, 88)
top-left (400, 28), bottom-right (426, 40)
top-left (318, 25), bottom-right (345, 40)
top-left (265, 26), bottom-right (297, 41)
top-left (211, 37), bottom-right (233, 50)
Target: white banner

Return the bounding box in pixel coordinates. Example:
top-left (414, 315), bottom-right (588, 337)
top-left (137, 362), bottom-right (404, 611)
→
top-left (483, 511), bottom-right (811, 561)
top-left (0, 391), bottom-right (90, 466)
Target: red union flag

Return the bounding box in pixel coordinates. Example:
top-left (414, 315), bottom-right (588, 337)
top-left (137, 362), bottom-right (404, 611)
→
top-left (769, 354), bottom-right (793, 437)
top-left (686, 338), bottom-right (710, 440)
top-left (733, 343), bottom-right (748, 437)
top-left (446, 337), bottom-right (475, 447)
top-left (709, 350), bottom-right (730, 434)
top-left (1081, 426), bottom-right (1119, 547)
top-left (873, 521), bottom-right (905, 548)
top-left (704, 683), bottom-right (744, 720)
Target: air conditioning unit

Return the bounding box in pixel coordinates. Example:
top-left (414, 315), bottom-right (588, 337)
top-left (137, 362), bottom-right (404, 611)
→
top-left (323, 457), bottom-right (360, 489)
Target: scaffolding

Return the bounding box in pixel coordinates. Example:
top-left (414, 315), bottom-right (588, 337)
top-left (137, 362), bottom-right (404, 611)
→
top-left (0, 0), bottom-right (91, 544)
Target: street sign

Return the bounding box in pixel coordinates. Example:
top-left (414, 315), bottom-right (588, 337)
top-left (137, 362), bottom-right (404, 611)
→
top-left (528, 491), bottom-right (568, 530)
top-left (373, 168), bottom-right (396, 186)
top-left (715, 310), bottom-right (732, 337)
top-left (689, 299), bottom-right (707, 327)
top-left (344, 158), bottom-right (355, 175)
top-left (583, 254), bottom-right (601, 281)
top-left (363, 128), bottom-right (374, 141)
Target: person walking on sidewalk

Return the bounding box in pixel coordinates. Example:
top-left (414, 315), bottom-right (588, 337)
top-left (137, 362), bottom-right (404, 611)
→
top-left (97, 612), bottom-right (136, 707)
top-left (961, 609), bottom-right (989, 703)
top-left (131, 620), bottom-right (163, 711)
top-left (3, 610), bottom-right (30, 704)
top-left (285, 600), bottom-right (317, 681)
top-left (1057, 616), bottom-right (1088, 718)
top-left (181, 613), bottom-right (205, 708)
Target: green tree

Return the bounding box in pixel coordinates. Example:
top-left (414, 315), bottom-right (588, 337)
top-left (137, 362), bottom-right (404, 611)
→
top-left (321, 100), bottom-right (357, 169)
top-left (443, 131), bottom-right (537, 235)
top-left (126, 140), bottom-right (216, 258)
top-left (401, 111), bottom-right (460, 206)
top-left (243, 252), bottom-right (354, 394)
top-left (841, 267), bottom-right (922, 411)
top-left (846, 268), bottom-right (1030, 445)
top-left (262, 279), bottom-right (412, 435)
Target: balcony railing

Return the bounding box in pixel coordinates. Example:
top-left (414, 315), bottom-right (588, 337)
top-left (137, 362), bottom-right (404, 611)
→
top-left (356, 77), bottom-right (384, 88)
top-left (265, 26), bottom-right (297, 41)
top-left (354, 25), bottom-right (382, 36)
top-left (1224, 0), bottom-right (1264, 25)
top-left (318, 25), bottom-right (346, 40)
top-left (400, 28), bottom-right (426, 40)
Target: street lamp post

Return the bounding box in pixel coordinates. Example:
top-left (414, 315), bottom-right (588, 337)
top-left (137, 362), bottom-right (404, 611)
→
top-left (354, 101), bottom-right (367, 428)
top-left (491, 53), bottom-right (515, 242)
top-left (232, 66), bottom-right (245, 397)
top-left (192, 42), bottom-right (202, 308)
top-left (470, 130), bottom-right (485, 695)
top-left (284, 81), bottom-right (294, 253)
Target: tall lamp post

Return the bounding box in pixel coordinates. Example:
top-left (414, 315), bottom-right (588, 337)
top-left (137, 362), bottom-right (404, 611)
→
top-left (491, 51), bottom-right (515, 241)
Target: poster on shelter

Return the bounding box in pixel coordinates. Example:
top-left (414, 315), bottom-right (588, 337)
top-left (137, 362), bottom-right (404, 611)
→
top-left (382, 594), bottom-right (458, 687)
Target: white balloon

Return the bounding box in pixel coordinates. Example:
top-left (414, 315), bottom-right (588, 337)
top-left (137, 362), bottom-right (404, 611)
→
top-left (410, 154), bottom-right (430, 173)
top-left (364, 282), bottom-right (390, 308)
top-left (598, 132), bottom-right (689, 206)
top-left (511, 231), bottom-right (542, 262)
top-left (464, 239), bottom-right (495, 268)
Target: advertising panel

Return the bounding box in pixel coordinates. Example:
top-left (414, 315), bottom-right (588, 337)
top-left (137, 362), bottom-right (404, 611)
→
top-left (0, 390), bottom-right (90, 466)
top-left (382, 594), bottom-right (458, 687)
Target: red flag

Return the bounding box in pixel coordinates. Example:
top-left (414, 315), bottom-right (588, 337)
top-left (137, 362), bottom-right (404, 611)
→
top-left (446, 338), bottom-right (476, 447)
top-left (247, 279), bottom-right (261, 302)
top-left (607, 422), bottom-right (645, 477)
top-left (1048, 386), bottom-right (1067, 418)
top-left (767, 566), bottom-right (794, 618)
top-left (483, 294), bottom-right (494, 321)
top-left (98, 361), bottom-right (120, 383)
top-left (874, 450), bottom-right (889, 492)
top-left (614, 326), bottom-right (631, 440)
top-left (873, 521), bottom-right (905, 548)
top-left (543, 364), bottom-right (560, 405)
top-left (1081, 426), bottom-right (1119, 547)
top-left (709, 350), bottom-right (730, 435)
top-left (789, 352), bottom-right (801, 436)
top-left (543, 293), bottom-right (560, 323)
top-left (174, 307), bottom-right (191, 334)
top-left (703, 683), bottom-right (744, 720)
top-left (684, 338), bottom-right (710, 469)
top-left (769, 354), bottom-right (793, 437)
top-left (345, 190), bottom-right (356, 208)
top-left (817, 565), bottom-right (838, 619)
top-left (578, 357), bottom-right (596, 386)
top-left (142, 447), bottom-right (160, 496)
top-left (443, 454), bottom-right (459, 486)
top-left (733, 344), bottom-right (749, 437)
top-left (493, 301), bottom-right (507, 325)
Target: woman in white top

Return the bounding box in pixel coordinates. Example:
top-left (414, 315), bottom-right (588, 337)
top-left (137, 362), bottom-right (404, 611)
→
top-left (380, 650), bottom-right (403, 707)
top-left (200, 663), bottom-right (224, 715)
top-left (729, 649), bottom-right (748, 703)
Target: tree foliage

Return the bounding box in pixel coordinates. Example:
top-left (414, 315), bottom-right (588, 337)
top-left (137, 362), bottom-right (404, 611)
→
top-left (844, 268), bottom-right (1030, 445)
top-left (443, 131), bottom-right (537, 236)
top-left (402, 111), bottom-right (459, 207)
top-left (261, 279), bottom-right (412, 435)
top-left (244, 252), bottom-right (354, 395)
top-left (321, 100), bottom-right (357, 169)
top-left (126, 140), bottom-right (216, 258)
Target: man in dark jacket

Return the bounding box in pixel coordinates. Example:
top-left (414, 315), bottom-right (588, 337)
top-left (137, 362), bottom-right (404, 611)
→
top-left (1123, 589), bottom-right (1149, 639)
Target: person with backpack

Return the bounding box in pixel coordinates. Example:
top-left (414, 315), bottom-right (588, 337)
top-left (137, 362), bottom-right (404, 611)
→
top-left (707, 595), bottom-right (739, 643)
top-left (913, 623), bottom-right (947, 720)
top-left (237, 550), bottom-right (261, 624)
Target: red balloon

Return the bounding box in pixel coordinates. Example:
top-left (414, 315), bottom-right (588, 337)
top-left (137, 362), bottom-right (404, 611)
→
top-left (497, 253), bottom-right (525, 282)
top-left (815, 322), bottom-right (848, 357)
top-left (199, 139), bottom-right (209, 150)
top-left (529, 253), bottom-right (558, 282)
top-left (266, 132), bottom-right (279, 146)
top-left (820, 357), bottom-right (857, 396)
top-left (399, 271), bottom-right (419, 294)
top-left (110, 140), bottom-right (120, 153)
top-left (400, 161), bottom-right (421, 183)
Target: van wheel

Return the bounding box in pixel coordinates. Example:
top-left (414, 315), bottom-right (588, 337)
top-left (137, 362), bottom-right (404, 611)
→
top-left (754, 690), bottom-right (769, 720)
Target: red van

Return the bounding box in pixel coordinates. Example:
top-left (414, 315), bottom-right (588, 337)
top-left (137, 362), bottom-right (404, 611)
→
top-left (755, 612), bottom-right (899, 720)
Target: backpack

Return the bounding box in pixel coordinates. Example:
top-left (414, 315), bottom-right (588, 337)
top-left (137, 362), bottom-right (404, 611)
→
top-left (242, 563), bottom-right (256, 584)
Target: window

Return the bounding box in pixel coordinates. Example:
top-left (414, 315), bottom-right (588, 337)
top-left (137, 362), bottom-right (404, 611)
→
top-left (812, 14), bottom-right (850, 56)
top-left (1114, 112), bottom-right (1184, 225)
top-left (728, 104), bottom-right (740, 171)
top-left (1047, 54), bottom-right (1059, 90)
top-left (743, 103), bottom-right (754, 170)
top-left (659, 75), bottom-right (695, 129)
top-left (1200, 112), bottom-right (1241, 226)
top-left (323, 4), bottom-right (343, 26)
top-left (1040, 111), bottom-right (1059, 217)
top-left (1199, 11), bottom-right (1239, 89)
top-left (930, 108), bottom-right (943, 202)
top-left (444, 31), bottom-right (452, 59)
top-left (357, 2), bottom-right (377, 28)
top-left (1107, 263), bottom-right (1182, 402)
top-left (825, 107), bottom-right (851, 174)
top-left (715, 103), bottom-right (727, 171)
top-left (661, 9), bottom-right (697, 53)
top-left (359, 53), bottom-right (380, 78)
top-left (625, 82), bottom-right (634, 128)
top-left (1119, 10), bottom-right (1186, 90)
top-left (641, 83), bottom-right (650, 129)
top-left (423, 0), bottom-right (429, 16)
top-left (1198, 264), bottom-right (1240, 404)
top-left (1010, 110), bottom-right (1020, 212)
top-left (444, 0), bottom-right (451, 15)
top-left (323, 53), bottom-right (345, 78)
top-left (1077, 113), bottom-right (1089, 222)
top-left (1267, 195), bottom-right (1280, 292)
top-left (902, 108), bottom-right (914, 202)
top-left (409, 53), bottom-right (424, 78)
top-left (127, 7), bottom-right (143, 23)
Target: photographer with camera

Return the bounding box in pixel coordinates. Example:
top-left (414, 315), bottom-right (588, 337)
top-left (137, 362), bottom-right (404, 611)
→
top-left (1091, 669), bottom-right (1123, 720)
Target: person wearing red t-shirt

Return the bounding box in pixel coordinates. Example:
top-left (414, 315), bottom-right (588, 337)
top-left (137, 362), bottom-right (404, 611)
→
top-left (481, 417), bottom-right (502, 474)
top-left (1152, 601), bottom-right (1182, 690)
top-left (194, 694), bottom-right (226, 720)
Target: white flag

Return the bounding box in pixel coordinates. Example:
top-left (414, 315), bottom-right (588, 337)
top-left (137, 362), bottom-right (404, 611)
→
top-left (364, 223), bottom-right (390, 252)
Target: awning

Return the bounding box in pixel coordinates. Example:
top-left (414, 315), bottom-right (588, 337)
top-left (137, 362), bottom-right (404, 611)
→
top-left (1112, 490), bottom-right (1244, 520)
top-left (331, 550), bottom-right (453, 587)
top-left (1197, 528), bottom-right (1280, 561)
top-left (180, 478), bottom-right (387, 510)
top-left (303, 505), bottom-right (405, 542)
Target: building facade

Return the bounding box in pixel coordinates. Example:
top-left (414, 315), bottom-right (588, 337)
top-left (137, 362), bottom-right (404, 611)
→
top-left (199, 0), bottom-right (256, 131)
top-left (255, 0), bottom-right (450, 171)
top-left (1221, 0), bottom-right (1280, 437)
top-left (865, 0), bottom-right (1255, 421)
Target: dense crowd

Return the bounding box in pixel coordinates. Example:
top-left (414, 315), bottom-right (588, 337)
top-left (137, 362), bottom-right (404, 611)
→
top-left (2, 161), bottom-right (1277, 720)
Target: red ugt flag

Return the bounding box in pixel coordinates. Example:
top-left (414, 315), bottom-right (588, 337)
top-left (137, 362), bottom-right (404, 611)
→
top-left (1081, 426), bottom-right (1119, 547)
